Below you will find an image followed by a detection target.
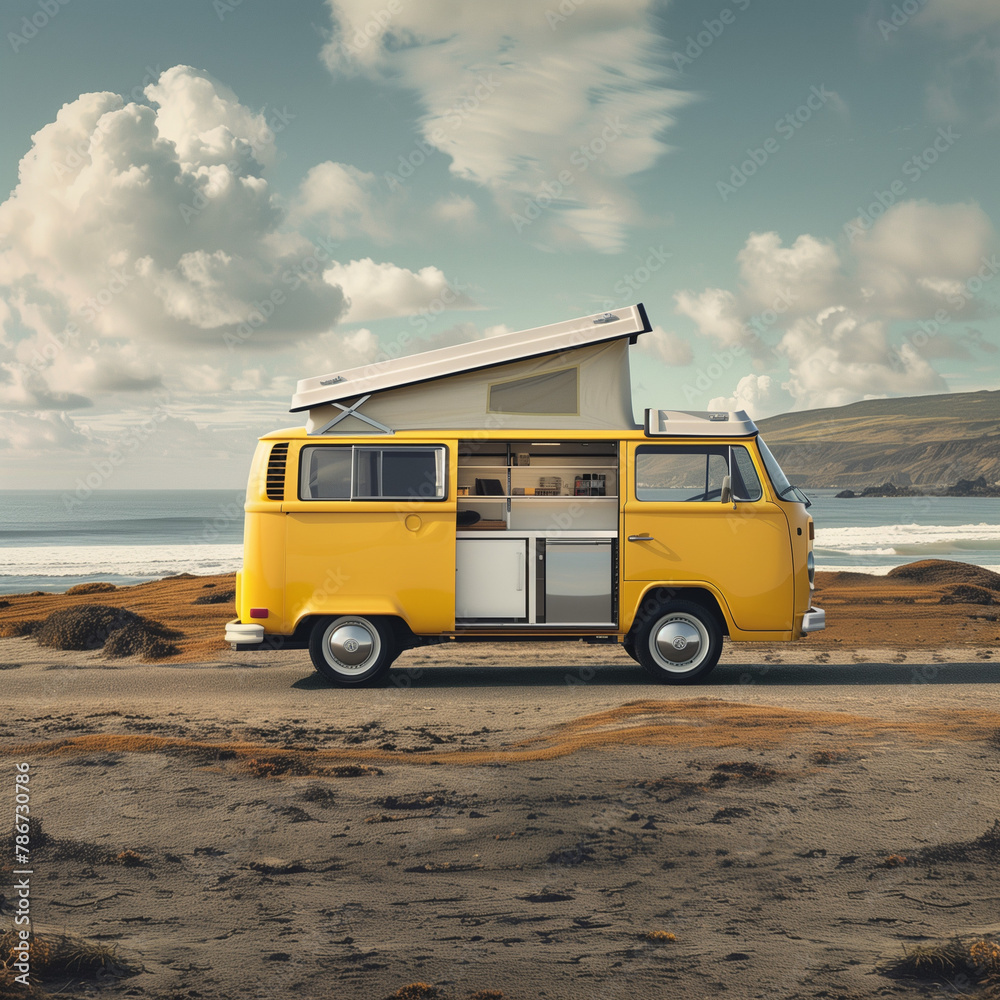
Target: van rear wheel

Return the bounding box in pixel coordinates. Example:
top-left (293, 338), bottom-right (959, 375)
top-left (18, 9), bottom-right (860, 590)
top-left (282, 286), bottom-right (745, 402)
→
top-left (309, 615), bottom-right (397, 686)
top-left (622, 634), bottom-right (639, 663)
top-left (633, 600), bottom-right (722, 684)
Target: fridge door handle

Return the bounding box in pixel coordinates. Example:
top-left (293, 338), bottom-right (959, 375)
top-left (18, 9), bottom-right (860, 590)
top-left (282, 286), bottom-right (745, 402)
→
top-left (516, 551), bottom-right (524, 591)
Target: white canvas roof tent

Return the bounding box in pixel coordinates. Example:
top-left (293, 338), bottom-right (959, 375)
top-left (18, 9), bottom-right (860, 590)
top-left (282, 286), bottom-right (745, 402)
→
top-left (290, 303), bottom-right (758, 436)
top-left (292, 303), bottom-right (652, 435)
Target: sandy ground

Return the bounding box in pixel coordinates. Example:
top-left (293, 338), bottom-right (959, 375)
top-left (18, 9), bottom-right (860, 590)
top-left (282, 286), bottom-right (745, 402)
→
top-left (1, 566), bottom-right (999, 999)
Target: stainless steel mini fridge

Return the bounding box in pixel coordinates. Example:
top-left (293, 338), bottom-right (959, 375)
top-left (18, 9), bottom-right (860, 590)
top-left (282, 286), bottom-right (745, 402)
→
top-left (543, 539), bottom-right (614, 624)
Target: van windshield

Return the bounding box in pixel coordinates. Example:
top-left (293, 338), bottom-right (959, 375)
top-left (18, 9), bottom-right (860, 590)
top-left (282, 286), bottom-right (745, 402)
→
top-left (757, 437), bottom-right (811, 506)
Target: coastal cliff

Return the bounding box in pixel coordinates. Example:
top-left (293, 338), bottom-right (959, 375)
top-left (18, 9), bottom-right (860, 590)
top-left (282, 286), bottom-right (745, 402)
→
top-left (758, 389), bottom-right (1000, 489)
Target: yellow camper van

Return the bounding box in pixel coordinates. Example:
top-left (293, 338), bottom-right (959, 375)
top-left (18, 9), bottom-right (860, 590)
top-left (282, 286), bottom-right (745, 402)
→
top-left (227, 304), bottom-right (823, 685)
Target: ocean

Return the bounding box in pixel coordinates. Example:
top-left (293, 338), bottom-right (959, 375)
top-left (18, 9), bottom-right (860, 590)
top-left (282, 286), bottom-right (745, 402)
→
top-left (0, 488), bottom-right (998, 594)
top-left (0, 490), bottom-right (245, 594)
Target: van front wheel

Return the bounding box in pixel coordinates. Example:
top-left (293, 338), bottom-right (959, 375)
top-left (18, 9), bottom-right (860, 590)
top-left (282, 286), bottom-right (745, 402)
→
top-left (309, 615), bottom-right (397, 686)
top-left (633, 601), bottom-right (722, 683)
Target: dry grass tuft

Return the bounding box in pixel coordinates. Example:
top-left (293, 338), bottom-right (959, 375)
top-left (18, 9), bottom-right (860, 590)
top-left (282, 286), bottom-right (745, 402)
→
top-left (0, 620), bottom-right (41, 638)
top-left (468, 992), bottom-right (505, 999)
top-left (886, 935), bottom-right (1000, 989)
top-left (0, 968), bottom-right (48, 999)
top-left (391, 985), bottom-right (441, 1000)
top-left (65, 582), bottom-right (116, 595)
top-left (644, 930), bottom-right (676, 943)
top-left (103, 623), bottom-right (178, 659)
top-left (939, 584), bottom-right (995, 605)
top-left (882, 854), bottom-right (908, 867)
top-left (331, 764), bottom-right (384, 777)
top-left (709, 761), bottom-right (778, 784)
top-left (192, 589), bottom-right (236, 605)
top-left (380, 793), bottom-right (452, 810)
top-left (33, 604), bottom-right (180, 658)
top-left (0, 928), bottom-right (137, 988)
top-left (246, 757), bottom-right (295, 779)
top-left (116, 849), bottom-right (146, 867)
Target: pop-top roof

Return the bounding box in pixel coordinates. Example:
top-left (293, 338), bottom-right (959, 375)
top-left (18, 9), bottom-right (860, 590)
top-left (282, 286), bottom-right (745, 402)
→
top-left (291, 303), bottom-right (651, 413)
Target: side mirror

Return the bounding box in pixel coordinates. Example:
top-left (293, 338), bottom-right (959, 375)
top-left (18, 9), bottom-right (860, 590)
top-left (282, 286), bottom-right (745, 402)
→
top-left (720, 475), bottom-right (732, 504)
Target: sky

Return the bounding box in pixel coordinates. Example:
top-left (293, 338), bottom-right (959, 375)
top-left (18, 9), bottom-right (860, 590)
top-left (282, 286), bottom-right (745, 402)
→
top-left (1, 0), bottom-right (998, 488)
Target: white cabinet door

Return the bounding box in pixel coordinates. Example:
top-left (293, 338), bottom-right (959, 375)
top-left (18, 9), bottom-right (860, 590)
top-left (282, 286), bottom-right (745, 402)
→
top-left (456, 538), bottom-right (527, 620)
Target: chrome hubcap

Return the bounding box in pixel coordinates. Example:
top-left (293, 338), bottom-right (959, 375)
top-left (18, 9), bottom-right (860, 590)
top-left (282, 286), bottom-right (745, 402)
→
top-left (652, 615), bottom-right (707, 672)
top-left (326, 622), bottom-right (376, 670)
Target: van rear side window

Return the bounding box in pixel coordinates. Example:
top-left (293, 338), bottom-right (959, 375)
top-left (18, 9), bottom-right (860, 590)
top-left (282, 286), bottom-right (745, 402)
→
top-left (301, 445), bottom-right (447, 501)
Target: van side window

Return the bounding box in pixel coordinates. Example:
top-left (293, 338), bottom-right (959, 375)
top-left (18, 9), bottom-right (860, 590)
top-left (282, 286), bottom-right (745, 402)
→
top-left (304, 446), bottom-right (351, 499)
top-left (635, 445), bottom-right (762, 502)
top-left (301, 445), bottom-right (447, 501)
top-left (729, 446), bottom-right (763, 501)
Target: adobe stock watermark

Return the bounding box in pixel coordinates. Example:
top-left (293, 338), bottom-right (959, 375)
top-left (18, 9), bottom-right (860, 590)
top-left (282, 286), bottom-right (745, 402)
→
top-left (717, 85), bottom-right (837, 202)
top-left (680, 288), bottom-right (794, 404)
top-left (876, 0), bottom-right (929, 41)
top-left (330, 0), bottom-right (405, 59)
top-left (10, 323), bottom-right (81, 381)
top-left (385, 73), bottom-right (502, 191)
top-left (905, 255), bottom-right (1000, 351)
top-left (8, 0), bottom-right (72, 53)
top-left (62, 407), bottom-right (172, 509)
top-left (511, 116), bottom-right (627, 233)
top-left (223, 235), bottom-right (339, 350)
top-left (612, 247), bottom-right (672, 299)
top-left (212, 0), bottom-right (244, 20)
top-left (843, 127), bottom-right (959, 241)
top-left (671, 0), bottom-right (752, 71)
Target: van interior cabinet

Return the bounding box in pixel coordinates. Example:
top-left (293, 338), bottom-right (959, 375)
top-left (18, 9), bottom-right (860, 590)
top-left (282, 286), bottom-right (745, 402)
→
top-left (456, 538), bottom-right (527, 621)
top-left (542, 539), bottom-right (613, 624)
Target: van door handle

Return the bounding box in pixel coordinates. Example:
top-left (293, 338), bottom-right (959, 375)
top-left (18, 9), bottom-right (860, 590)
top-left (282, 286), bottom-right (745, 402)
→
top-left (628, 534), bottom-right (654, 542)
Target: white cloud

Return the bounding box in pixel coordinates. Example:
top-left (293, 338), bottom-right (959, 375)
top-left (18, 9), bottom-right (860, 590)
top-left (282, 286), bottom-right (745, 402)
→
top-left (144, 65), bottom-right (279, 169)
top-left (0, 411), bottom-right (91, 452)
top-left (0, 66), bottom-right (346, 362)
top-left (321, 0), bottom-right (689, 252)
top-left (0, 364), bottom-right (92, 411)
top-left (297, 327), bottom-right (383, 377)
top-left (909, 1), bottom-right (1000, 127)
top-left (323, 257), bottom-right (476, 322)
top-left (676, 199), bottom-right (996, 410)
top-left (918, 0), bottom-right (1000, 36)
top-left (431, 194), bottom-right (478, 228)
top-left (638, 325), bottom-right (693, 367)
top-left (290, 160), bottom-right (388, 239)
top-left (674, 288), bottom-right (747, 348)
top-left (708, 374), bottom-right (794, 419)
top-left (780, 310), bottom-right (946, 409)
top-left (853, 200), bottom-right (997, 318)
top-left (736, 232), bottom-right (843, 317)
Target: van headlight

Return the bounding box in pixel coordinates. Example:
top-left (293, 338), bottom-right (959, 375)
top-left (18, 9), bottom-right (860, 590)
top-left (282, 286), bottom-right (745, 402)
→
top-left (807, 550), bottom-right (815, 590)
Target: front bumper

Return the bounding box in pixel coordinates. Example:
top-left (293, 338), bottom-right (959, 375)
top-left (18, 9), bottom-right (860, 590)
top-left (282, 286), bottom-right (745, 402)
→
top-left (225, 620), bottom-right (264, 648)
top-left (801, 607), bottom-right (826, 634)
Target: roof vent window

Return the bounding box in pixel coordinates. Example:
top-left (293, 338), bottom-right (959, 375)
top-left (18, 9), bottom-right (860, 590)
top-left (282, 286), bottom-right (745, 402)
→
top-left (488, 367), bottom-right (579, 415)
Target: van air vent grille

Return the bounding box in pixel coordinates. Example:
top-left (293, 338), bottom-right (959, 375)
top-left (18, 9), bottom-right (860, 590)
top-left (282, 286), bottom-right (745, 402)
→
top-left (265, 443), bottom-right (289, 500)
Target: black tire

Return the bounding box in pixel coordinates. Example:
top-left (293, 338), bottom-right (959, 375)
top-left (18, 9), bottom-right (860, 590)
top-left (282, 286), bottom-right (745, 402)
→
top-left (633, 600), bottom-right (722, 684)
top-left (622, 634), bottom-right (639, 663)
top-left (309, 615), bottom-right (398, 686)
